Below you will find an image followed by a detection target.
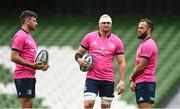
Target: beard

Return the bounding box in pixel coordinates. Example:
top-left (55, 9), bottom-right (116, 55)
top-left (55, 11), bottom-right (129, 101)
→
top-left (101, 28), bottom-right (111, 32)
top-left (138, 31), bottom-right (147, 40)
top-left (28, 24), bottom-right (36, 31)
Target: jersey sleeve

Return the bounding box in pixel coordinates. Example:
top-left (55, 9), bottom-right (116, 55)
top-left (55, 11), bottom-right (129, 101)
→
top-left (115, 38), bottom-right (124, 55)
top-left (11, 35), bottom-right (25, 52)
top-left (139, 43), bottom-right (153, 59)
top-left (81, 34), bottom-right (90, 50)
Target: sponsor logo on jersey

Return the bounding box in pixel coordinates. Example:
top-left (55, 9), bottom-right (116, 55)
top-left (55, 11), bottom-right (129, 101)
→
top-left (27, 89), bottom-right (32, 95)
top-left (150, 96), bottom-right (155, 101)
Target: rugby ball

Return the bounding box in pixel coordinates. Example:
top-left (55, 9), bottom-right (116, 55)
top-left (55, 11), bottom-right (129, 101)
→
top-left (80, 53), bottom-right (94, 72)
top-left (35, 49), bottom-right (49, 65)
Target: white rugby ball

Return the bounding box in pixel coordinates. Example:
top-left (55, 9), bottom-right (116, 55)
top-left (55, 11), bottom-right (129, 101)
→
top-left (80, 53), bottom-right (94, 72)
top-left (35, 49), bottom-right (49, 65)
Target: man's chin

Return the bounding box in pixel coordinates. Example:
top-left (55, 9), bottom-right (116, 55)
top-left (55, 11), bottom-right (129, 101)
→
top-left (138, 36), bottom-right (146, 40)
top-left (138, 36), bottom-right (142, 39)
top-left (32, 28), bottom-right (36, 31)
top-left (103, 29), bottom-right (111, 32)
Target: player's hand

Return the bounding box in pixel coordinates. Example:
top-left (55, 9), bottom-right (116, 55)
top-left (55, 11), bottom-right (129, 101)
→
top-left (77, 58), bottom-right (88, 68)
top-left (116, 80), bottom-right (125, 95)
top-left (32, 62), bottom-right (44, 70)
top-left (130, 81), bottom-right (136, 91)
top-left (42, 64), bottom-right (49, 71)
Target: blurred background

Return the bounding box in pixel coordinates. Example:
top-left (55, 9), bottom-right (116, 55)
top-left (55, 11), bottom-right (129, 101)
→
top-left (0, 0), bottom-right (180, 108)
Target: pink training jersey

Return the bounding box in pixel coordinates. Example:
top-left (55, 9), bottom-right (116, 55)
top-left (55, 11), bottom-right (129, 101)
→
top-left (135, 37), bottom-right (158, 83)
top-left (81, 31), bottom-right (124, 82)
top-left (11, 29), bottom-right (37, 79)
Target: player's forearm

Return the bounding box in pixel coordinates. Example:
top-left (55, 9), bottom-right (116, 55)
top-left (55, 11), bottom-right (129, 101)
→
top-left (11, 55), bottom-right (33, 68)
top-left (131, 65), bottom-right (146, 80)
top-left (118, 61), bottom-right (126, 81)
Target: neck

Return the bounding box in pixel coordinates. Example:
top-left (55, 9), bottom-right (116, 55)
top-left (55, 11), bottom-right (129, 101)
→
top-left (99, 30), bottom-right (110, 37)
top-left (22, 25), bottom-right (30, 33)
top-left (143, 35), bottom-right (151, 42)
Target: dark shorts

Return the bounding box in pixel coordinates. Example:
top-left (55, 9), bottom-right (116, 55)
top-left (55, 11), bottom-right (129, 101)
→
top-left (135, 82), bottom-right (156, 104)
top-left (84, 78), bottom-right (114, 97)
top-left (14, 78), bottom-right (36, 98)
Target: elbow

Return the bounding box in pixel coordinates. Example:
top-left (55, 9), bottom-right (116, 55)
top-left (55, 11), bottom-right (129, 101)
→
top-left (141, 64), bottom-right (146, 69)
top-left (11, 57), bottom-right (14, 62)
top-left (138, 65), bottom-right (146, 71)
top-left (11, 56), bottom-right (16, 62)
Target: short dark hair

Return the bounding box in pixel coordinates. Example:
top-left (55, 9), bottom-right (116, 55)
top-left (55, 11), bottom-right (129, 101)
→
top-left (140, 18), bottom-right (154, 33)
top-left (20, 10), bottom-right (37, 23)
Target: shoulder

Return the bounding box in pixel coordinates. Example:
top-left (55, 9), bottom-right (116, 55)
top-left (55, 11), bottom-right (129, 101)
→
top-left (110, 33), bottom-right (123, 43)
top-left (142, 38), bottom-right (158, 51)
top-left (12, 30), bottom-right (30, 45)
top-left (144, 38), bottom-right (157, 47)
top-left (111, 33), bottom-right (121, 39)
top-left (84, 31), bottom-right (98, 39)
top-left (85, 31), bottom-right (98, 37)
top-left (14, 30), bottom-right (27, 39)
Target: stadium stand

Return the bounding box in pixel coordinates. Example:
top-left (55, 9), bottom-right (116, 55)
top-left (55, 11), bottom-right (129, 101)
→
top-left (0, 17), bottom-right (180, 108)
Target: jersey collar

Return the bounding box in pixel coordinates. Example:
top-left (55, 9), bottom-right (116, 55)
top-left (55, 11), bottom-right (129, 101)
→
top-left (21, 28), bottom-right (29, 34)
top-left (144, 37), bottom-right (151, 41)
top-left (98, 31), bottom-right (111, 38)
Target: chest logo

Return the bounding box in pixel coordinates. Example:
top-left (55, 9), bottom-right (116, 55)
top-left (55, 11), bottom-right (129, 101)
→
top-left (28, 41), bottom-right (32, 45)
top-left (101, 47), bottom-right (105, 50)
top-left (109, 43), bottom-right (115, 49)
top-left (92, 41), bottom-right (97, 46)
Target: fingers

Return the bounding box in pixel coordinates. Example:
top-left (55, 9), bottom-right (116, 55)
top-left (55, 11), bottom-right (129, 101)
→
top-left (42, 65), bottom-right (49, 71)
top-left (81, 60), bottom-right (88, 67)
top-left (32, 62), bottom-right (42, 70)
top-left (130, 86), bottom-right (136, 91)
top-left (117, 87), bottom-right (125, 95)
top-left (130, 84), bottom-right (136, 91)
top-left (116, 83), bottom-right (125, 95)
top-left (117, 89), bottom-right (124, 95)
top-left (78, 58), bottom-right (88, 67)
top-left (34, 62), bottom-right (49, 71)
top-left (130, 82), bottom-right (136, 91)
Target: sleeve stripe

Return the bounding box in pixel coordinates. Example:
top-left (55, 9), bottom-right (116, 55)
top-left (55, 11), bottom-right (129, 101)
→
top-left (12, 48), bottom-right (21, 52)
top-left (115, 52), bottom-right (124, 55)
top-left (81, 44), bottom-right (89, 50)
top-left (140, 56), bottom-right (150, 59)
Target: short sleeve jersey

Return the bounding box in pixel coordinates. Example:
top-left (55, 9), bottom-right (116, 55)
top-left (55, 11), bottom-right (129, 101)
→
top-left (135, 37), bottom-right (158, 83)
top-left (11, 29), bottom-right (37, 79)
top-left (81, 31), bottom-right (124, 82)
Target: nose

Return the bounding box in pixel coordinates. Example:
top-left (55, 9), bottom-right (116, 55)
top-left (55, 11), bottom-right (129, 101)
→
top-left (104, 23), bottom-right (108, 26)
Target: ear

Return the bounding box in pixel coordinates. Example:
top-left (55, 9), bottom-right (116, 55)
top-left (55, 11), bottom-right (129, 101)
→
top-left (147, 27), bottom-right (152, 34)
top-left (98, 23), bottom-right (100, 27)
top-left (24, 18), bottom-right (30, 25)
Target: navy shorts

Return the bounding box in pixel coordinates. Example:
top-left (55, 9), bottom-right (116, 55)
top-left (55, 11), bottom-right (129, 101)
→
top-left (135, 82), bottom-right (156, 104)
top-left (14, 78), bottom-right (36, 98)
top-left (84, 78), bottom-right (114, 97)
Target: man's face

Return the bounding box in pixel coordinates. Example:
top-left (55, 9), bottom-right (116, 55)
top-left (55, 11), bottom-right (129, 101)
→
top-left (99, 22), bottom-right (112, 32)
top-left (137, 22), bottom-right (148, 39)
top-left (27, 17), bottom-right (38, 31)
